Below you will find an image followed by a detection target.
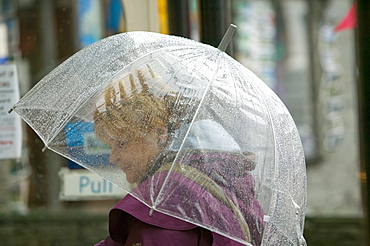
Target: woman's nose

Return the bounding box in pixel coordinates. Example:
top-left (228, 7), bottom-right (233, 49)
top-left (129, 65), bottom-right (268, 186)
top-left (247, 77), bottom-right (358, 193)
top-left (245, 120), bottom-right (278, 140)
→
top-left (109, 147), bottom-right (120, 164)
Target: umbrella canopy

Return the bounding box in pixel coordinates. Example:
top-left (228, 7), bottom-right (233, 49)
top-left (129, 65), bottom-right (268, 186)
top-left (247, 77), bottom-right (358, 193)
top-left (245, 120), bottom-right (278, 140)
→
top-left (10, 31), bottom-right (306, 246)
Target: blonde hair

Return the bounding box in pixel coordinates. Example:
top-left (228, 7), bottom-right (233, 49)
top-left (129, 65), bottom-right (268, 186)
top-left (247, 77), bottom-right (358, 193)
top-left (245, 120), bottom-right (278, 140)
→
top-left (94, 66), bottom-right (177, 143)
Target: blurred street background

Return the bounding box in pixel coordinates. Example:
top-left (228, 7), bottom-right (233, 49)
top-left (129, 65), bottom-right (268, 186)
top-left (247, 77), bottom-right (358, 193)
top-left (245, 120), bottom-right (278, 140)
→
top-left (0, 0), bottom-right (367, 245)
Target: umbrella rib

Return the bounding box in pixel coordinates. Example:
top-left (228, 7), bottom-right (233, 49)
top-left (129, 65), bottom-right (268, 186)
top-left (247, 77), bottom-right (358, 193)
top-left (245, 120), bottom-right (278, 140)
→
top-left (150, 52), bottom-right (223, 215)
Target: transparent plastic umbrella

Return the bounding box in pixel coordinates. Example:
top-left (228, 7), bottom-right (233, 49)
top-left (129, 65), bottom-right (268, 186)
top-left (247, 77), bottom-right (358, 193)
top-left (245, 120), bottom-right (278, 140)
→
top-left (10, 28), bottom-right (306, 246)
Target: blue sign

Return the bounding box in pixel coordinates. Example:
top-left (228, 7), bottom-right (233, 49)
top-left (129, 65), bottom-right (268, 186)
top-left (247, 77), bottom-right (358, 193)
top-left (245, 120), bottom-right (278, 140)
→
top-left (65, 122), bottom-right (110, 169)
top-left (78, 0), bottom-right (103, 48)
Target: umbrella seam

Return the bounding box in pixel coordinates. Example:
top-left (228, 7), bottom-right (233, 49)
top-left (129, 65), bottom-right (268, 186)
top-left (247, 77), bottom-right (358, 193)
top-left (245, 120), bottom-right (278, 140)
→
top-left (249, 83), bottom-right (279, 245)
top-left (151, 50), bottom-right (223, 211)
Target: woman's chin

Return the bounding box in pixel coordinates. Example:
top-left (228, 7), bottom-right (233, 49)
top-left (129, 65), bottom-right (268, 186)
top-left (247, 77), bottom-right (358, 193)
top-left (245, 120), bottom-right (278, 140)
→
top-left (124, 172), bottom-right (138, 184)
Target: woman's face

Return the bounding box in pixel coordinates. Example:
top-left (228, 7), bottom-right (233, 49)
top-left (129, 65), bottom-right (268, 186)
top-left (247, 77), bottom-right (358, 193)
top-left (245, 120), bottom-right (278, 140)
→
top-left (106, 130), bottom-right (164, 184)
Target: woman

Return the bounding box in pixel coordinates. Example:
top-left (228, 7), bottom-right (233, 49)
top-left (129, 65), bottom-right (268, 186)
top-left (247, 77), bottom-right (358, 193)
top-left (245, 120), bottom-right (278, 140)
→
top-left (94, 66), bottom-right (264, 246)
